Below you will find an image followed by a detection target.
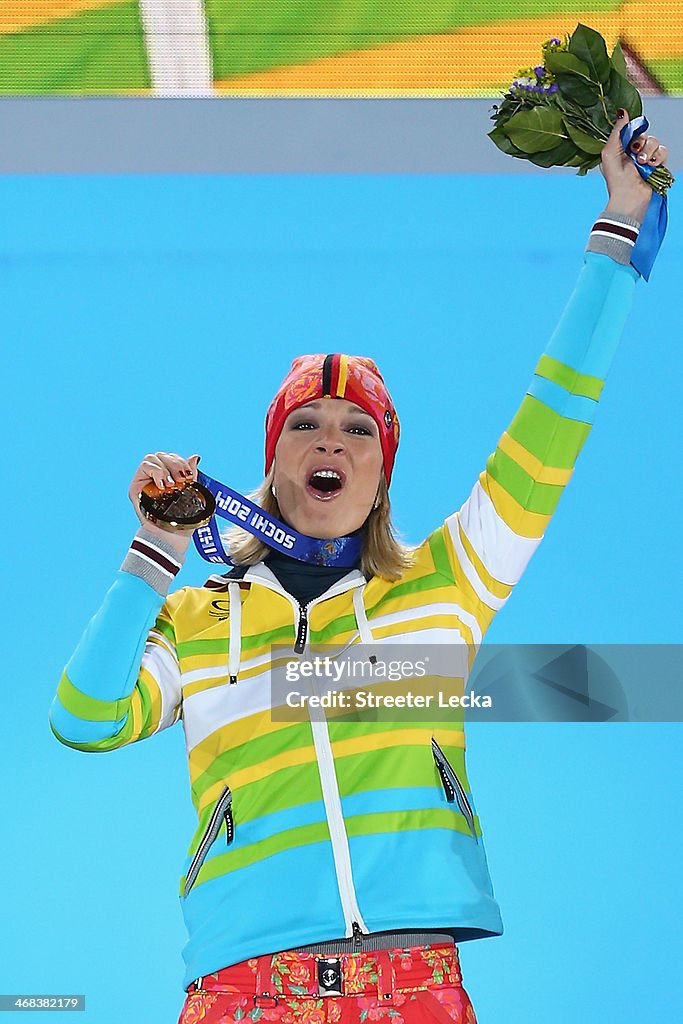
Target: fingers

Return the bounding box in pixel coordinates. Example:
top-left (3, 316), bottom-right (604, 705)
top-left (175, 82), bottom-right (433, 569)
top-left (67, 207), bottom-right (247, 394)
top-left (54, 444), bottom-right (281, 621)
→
top-left (630, 134), bottom-right (668, 167)
top-left (605, 108), bottom-right (630, 145)
top-left (142, 452), bottom-right (194, 491)
top-left (128, 451), bottom-right (201, 507)
top-left (607, 111), bottom-right (668, 167)
top-left (187, 454), bottom-right (201, 481)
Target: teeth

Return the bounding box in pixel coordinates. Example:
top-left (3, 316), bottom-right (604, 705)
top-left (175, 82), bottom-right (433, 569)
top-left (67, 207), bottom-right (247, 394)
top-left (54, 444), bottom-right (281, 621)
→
top-left (312, 470), bottom-right (341, 479)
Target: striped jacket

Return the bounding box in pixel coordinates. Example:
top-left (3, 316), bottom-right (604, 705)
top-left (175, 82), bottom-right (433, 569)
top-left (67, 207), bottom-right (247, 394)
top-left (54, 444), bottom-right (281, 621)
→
top-left (50, 218), bottom-right (642, 989)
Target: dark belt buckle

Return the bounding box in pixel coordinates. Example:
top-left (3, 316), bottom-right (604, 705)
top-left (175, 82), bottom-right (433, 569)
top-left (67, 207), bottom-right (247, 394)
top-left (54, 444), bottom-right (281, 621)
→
top-left (254, 992), bottom-right (279, 1007)
top-left (316, 956), bottom-right (342, 996)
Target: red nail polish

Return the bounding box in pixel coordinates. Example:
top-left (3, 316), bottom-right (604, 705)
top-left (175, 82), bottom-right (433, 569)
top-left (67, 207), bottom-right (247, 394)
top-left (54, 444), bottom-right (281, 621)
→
top-left (617, 108), bottom-right (625, 118)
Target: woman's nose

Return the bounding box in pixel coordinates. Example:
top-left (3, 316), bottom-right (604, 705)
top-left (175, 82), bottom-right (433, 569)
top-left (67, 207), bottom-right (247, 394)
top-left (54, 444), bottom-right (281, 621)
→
top-left (315, 430), bottom-right (345, 454)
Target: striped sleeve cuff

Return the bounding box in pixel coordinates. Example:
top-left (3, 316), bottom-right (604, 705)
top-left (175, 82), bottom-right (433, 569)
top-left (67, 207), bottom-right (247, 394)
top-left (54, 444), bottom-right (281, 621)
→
top-left (120, 527), bottom-right (185, 595)
top-left (586, 210), bottom-right (641, 266)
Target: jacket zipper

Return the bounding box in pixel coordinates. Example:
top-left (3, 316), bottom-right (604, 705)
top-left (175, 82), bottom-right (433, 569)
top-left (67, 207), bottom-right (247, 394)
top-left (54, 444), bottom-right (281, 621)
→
top-left (239, 565), bottom-right (371, 942)
top-left (184, 785), bottom-right (234, 898)
top-left (431, 737), bottom-right (478, 843)
top-left (294, 601), bottom-right (309, 654)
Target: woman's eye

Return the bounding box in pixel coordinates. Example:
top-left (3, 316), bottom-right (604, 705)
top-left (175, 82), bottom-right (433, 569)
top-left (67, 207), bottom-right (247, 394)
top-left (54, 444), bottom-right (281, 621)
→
top-left (292, 421), bottom-right (316, 430)
top-left (347, 424), bottom-right (372, 436)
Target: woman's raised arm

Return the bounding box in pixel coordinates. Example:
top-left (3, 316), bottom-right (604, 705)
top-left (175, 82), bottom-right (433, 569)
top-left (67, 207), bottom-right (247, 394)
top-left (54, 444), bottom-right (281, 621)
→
top-left (438, 111), bottom-right (668, 635)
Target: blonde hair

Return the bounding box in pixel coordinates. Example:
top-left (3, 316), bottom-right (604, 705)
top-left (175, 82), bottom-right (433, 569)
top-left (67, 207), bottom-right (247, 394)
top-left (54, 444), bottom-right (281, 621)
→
top-left (224, 466), bottom-right (414, 582)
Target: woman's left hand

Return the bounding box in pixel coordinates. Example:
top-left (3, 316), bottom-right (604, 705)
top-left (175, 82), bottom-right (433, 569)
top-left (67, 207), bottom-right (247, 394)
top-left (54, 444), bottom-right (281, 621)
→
top-left (601, 108), bottom-right (669, 221)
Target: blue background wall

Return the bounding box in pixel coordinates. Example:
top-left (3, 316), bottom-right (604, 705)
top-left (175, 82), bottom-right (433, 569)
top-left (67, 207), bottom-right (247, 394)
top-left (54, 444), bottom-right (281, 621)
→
top-left (1, 173), bottom-right (680, 1022)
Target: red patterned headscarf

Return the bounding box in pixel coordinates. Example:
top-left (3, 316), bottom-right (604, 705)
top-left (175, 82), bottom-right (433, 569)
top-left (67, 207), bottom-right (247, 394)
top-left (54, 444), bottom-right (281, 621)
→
top-left (265, 354), bottom-right (400, 483)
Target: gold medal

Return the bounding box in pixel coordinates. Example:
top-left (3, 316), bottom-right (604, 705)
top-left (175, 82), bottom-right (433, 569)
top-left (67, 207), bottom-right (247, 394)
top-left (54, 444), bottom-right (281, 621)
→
top-left (138, 479), bottom-right (216, 531)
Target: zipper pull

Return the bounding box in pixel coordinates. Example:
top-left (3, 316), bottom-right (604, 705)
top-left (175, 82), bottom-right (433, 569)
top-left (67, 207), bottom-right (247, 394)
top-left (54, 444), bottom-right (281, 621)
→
top-left (224, 805), bottom-right (234, 845)
top-left (435, 758), bottom-right (455, 803)
top-left (294, 603), bottom-right (308, 654)
top-left (352, 921), bottom-right (363, 951)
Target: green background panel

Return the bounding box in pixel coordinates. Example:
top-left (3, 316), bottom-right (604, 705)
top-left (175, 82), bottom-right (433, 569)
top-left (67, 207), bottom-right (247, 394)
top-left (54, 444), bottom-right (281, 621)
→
top-left (205, 0), bottom-right (622, 80)
top-left (0, 3), bottom-right (149, 94)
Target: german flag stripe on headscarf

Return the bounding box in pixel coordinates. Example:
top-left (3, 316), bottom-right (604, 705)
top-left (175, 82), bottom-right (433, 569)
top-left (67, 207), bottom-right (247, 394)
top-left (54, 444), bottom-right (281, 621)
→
top-left (321, 354), bottom-right (351, 399)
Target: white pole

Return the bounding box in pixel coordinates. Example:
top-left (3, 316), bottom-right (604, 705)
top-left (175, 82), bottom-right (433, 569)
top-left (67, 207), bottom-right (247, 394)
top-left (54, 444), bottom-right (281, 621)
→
top-left (139, 0), bottom-right (215, 96)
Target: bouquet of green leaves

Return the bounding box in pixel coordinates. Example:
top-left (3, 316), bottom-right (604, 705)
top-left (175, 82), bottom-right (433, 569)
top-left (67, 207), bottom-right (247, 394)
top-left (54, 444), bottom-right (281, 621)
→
top-left (489, 24), bottom-right (674, 195)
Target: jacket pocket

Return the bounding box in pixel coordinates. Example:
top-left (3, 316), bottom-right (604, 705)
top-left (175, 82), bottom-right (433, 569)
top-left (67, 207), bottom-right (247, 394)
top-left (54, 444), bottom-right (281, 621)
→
top-left (183, 785), bottom-right (234, 898)
top-left (431, 737), bottom-right (477, 843)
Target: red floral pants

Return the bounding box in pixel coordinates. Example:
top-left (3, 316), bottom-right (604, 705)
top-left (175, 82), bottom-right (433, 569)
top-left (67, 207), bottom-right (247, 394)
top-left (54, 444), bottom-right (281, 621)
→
top-left (177, 943), bottom-right (477, 1024)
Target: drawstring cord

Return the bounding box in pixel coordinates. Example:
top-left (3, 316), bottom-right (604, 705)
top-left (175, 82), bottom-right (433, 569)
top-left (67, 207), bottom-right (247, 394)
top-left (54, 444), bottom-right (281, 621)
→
top-left (228, 582), bottom-right (242, 684)
top-left (353, 585), bottom-right (377, 665)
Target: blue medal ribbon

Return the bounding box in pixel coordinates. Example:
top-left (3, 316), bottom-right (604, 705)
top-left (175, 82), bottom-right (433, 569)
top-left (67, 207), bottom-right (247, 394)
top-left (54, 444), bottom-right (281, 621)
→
top-left (619, 115), bottom-right (668, 282)
top-left (191, 470), bottom-right (363, 568)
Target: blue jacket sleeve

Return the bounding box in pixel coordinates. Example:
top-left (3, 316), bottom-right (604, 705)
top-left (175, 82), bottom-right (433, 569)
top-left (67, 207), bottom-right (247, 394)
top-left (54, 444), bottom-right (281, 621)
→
top-left (49, 537), bottom-right (184, 751)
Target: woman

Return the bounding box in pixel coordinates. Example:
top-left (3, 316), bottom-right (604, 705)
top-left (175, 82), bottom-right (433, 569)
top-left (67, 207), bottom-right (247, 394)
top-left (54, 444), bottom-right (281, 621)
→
top-left (50, 110), bottom-right (668, 1024)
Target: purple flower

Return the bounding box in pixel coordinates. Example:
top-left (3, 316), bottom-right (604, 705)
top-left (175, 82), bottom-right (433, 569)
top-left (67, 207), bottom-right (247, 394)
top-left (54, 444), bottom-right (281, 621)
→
top-left (548, 83), bottom-right (559, 93)
top-left (549, 36), bottom-right (561, 45)
top-left (534, 65), bottom-right (545, 78)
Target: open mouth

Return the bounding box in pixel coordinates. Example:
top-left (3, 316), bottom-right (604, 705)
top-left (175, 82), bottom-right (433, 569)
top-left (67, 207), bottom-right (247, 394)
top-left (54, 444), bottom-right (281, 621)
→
top-left (307, 468), bottom-right (344, 499)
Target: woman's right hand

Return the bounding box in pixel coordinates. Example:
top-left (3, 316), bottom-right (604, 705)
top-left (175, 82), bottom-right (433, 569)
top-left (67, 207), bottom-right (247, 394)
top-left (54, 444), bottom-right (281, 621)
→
top-left (128, 451), bottom-right (201, 554)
